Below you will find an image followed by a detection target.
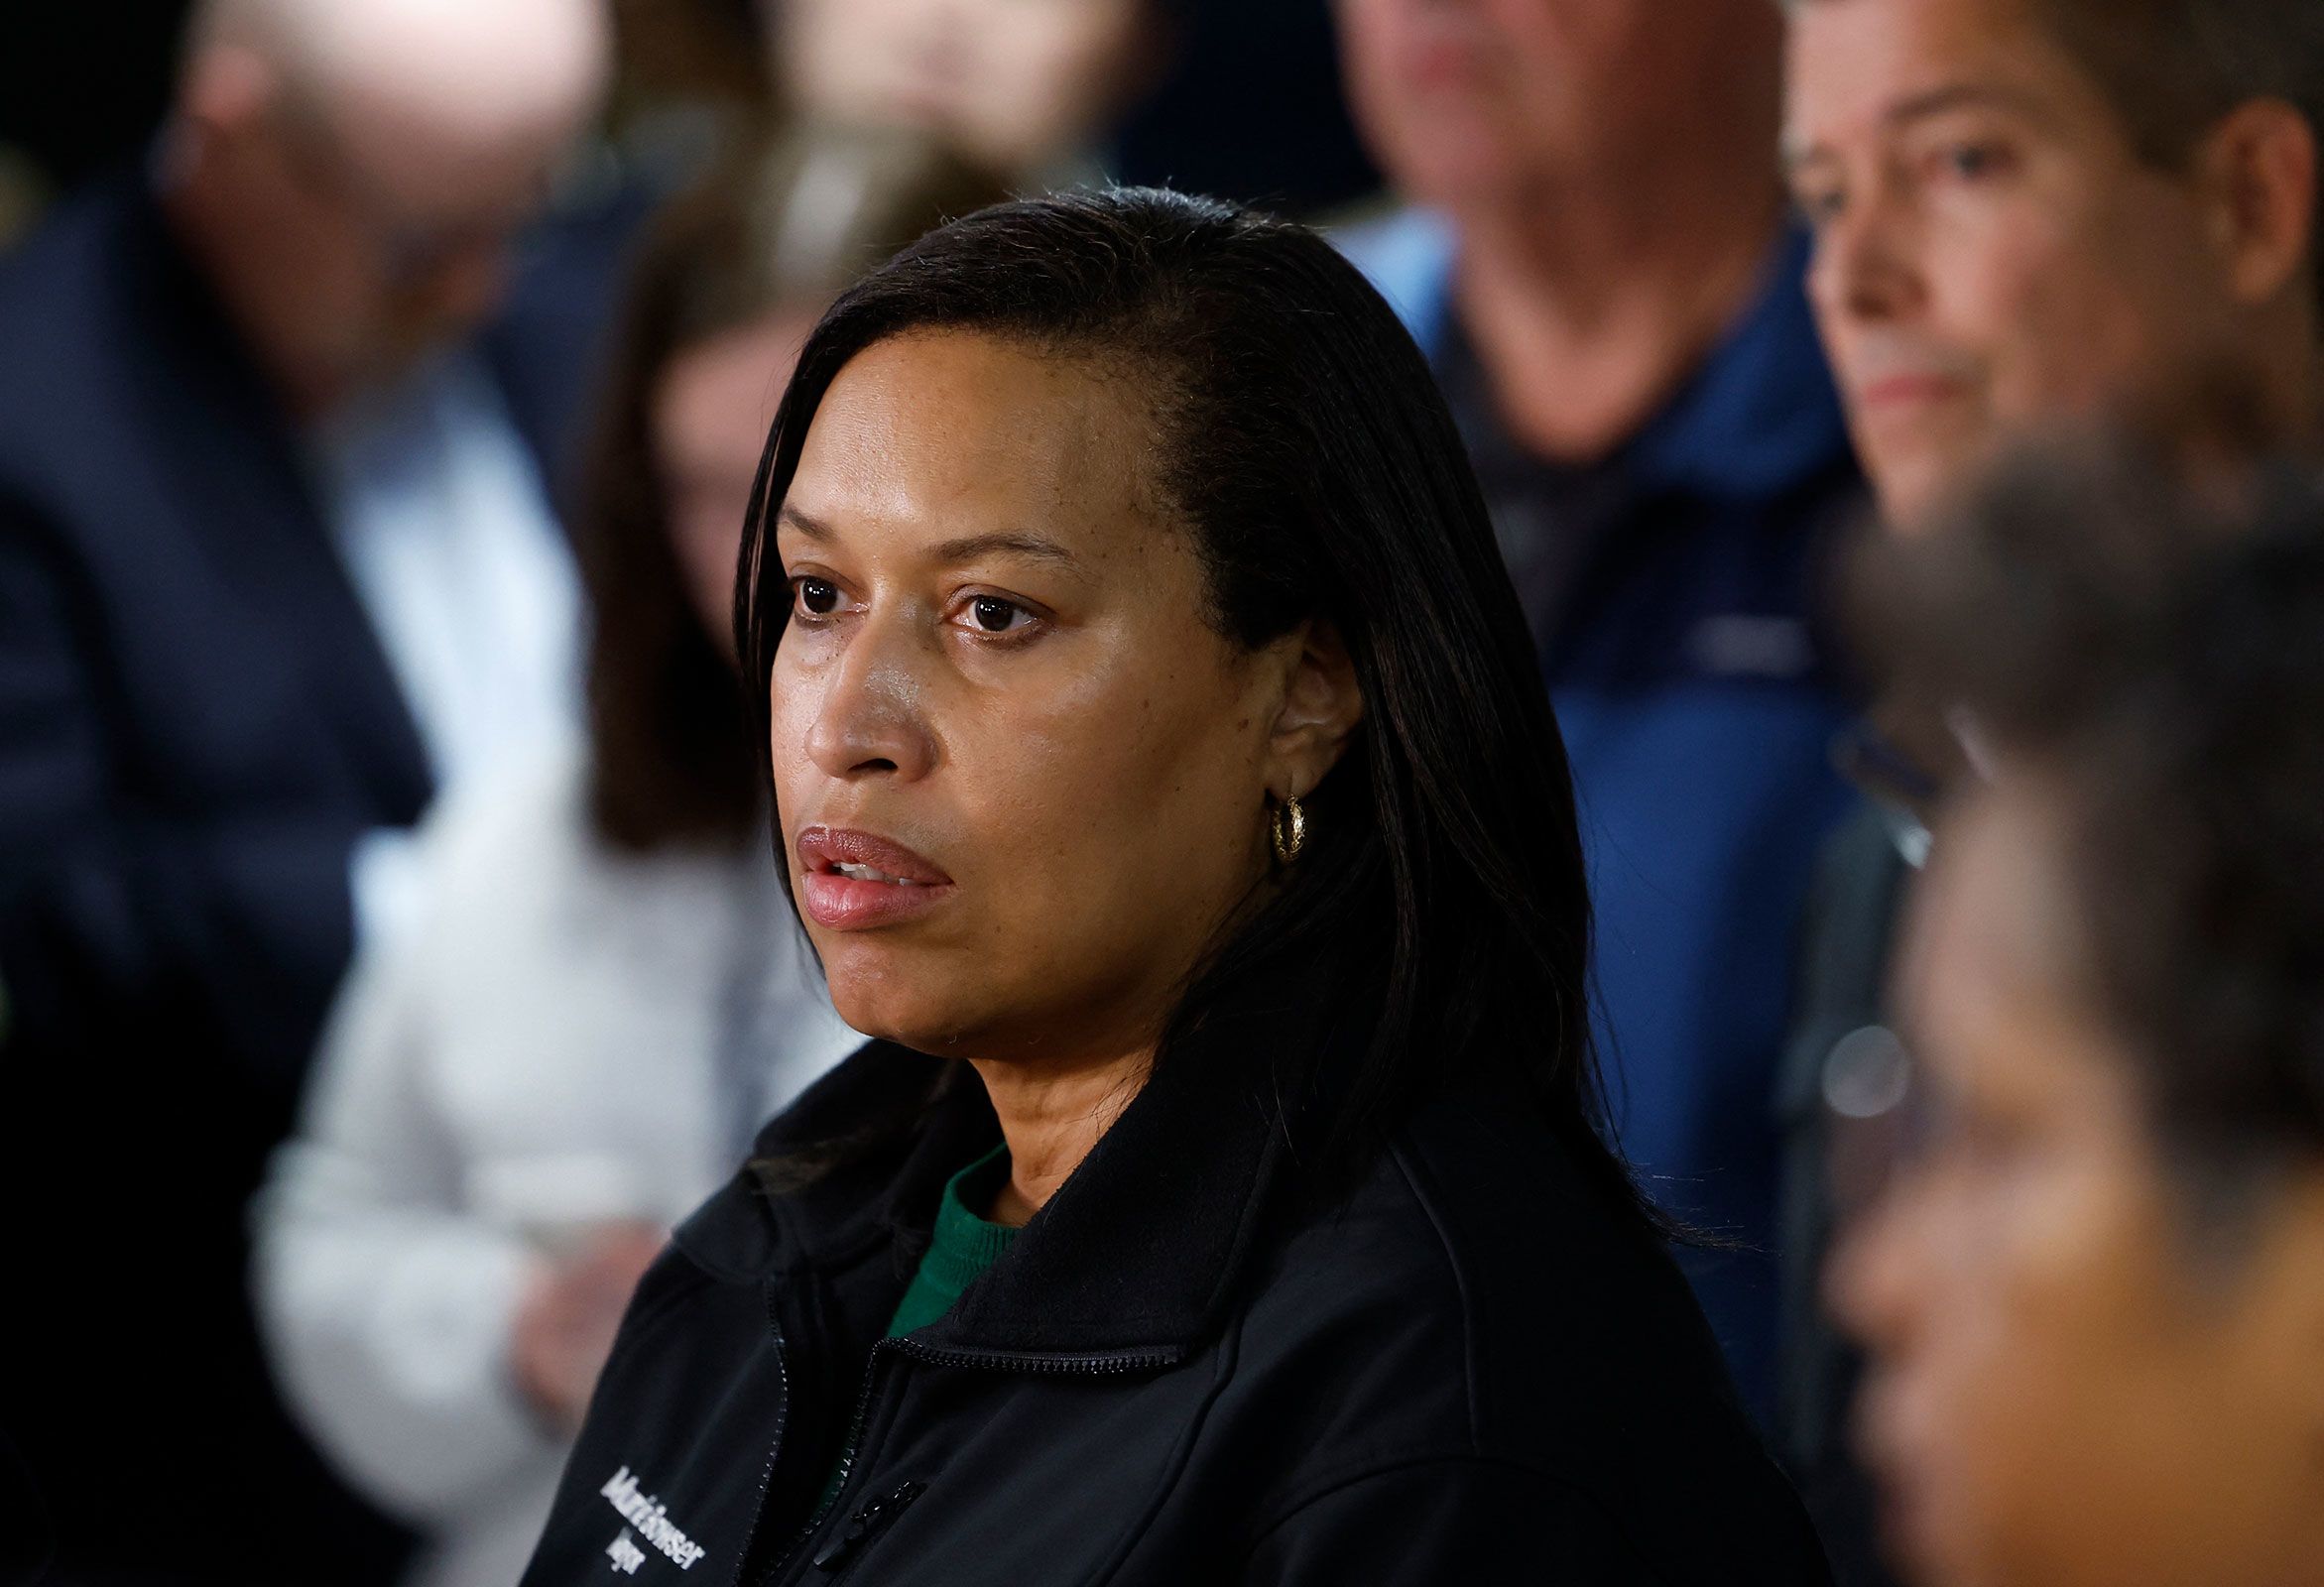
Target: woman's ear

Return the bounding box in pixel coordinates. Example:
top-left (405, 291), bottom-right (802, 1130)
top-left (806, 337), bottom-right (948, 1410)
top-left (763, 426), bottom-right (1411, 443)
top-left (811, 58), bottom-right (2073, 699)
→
top-left (2195, 98), bottom-right (2319, 308)
top-left (1265, 619), bottom-right (1364, 800)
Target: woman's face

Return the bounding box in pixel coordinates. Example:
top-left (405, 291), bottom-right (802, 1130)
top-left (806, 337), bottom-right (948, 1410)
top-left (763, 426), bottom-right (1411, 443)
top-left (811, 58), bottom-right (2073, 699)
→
top-left (1834, 780), bottom-right (2324, 1587)
top-left (768, 330), bottom-right (1328, 1064)
top-left (654, 308), bottom-right (823, 651)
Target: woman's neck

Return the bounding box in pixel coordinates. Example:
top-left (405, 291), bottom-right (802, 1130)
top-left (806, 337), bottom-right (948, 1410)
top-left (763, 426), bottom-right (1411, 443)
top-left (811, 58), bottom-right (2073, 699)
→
top-left (970, 1048), bottom-right (1153, 1226)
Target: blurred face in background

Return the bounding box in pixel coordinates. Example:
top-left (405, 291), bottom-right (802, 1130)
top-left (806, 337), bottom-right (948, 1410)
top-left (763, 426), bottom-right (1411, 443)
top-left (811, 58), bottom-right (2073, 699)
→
top-left (1784, 0), bottom-right (2307, 526)
top-left (1333, 0), bottom-right (1782, 207)
top-left (768, 330), bottom-right (1314, 1063)
top-left (772, 0), bottom-right (1152, 175)
top-left (173, 34), bottom-right (603, 408)
top-left (1832, 778), bottom-right (2324, 1587)
top-left (655, 309), bottom-right (822, 651)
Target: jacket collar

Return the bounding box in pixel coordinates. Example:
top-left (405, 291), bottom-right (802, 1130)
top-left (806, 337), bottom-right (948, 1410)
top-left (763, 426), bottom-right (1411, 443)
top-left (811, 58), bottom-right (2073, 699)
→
top-left (727, 1017), bottom-right (1295, 1359)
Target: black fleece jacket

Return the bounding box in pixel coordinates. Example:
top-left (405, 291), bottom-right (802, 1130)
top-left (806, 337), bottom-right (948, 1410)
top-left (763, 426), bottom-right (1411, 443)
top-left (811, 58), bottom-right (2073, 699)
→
top-left (518, 1038), bottom-right (1833, 1586)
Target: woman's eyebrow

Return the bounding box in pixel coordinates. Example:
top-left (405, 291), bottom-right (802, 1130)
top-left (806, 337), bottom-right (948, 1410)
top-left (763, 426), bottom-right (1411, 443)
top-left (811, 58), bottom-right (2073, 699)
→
top-left (778, 504), bottom-right (835, 543)
top-left (778, 508), bottom-right (1077, 570)
top-left (929, 531), bottom-right (1081, 569)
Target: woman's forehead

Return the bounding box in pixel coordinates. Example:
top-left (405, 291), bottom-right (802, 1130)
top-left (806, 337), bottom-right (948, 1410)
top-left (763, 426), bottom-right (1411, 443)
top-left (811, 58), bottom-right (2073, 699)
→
top-left (785, 330), bottom-right (1164, 558)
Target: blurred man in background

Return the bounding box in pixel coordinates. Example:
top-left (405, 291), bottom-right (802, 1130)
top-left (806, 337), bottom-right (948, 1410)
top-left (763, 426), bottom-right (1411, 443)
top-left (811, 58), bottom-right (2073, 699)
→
top-left (1333, 0), bottom-right (1865, 1428)
top-left (765, 0), bottom-right (1162, 181)
top-left (0, 0), bottom-right (612, 1579)
top-left (1786, 0), bottom-right (2323, 526)
top-left (1775, 0), bottom-right (2324, 1577)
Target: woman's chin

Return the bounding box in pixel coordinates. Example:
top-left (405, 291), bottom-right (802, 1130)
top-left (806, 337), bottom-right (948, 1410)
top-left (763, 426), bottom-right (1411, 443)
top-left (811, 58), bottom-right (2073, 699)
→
top-left (823, 984), bottom-right (983, 1059)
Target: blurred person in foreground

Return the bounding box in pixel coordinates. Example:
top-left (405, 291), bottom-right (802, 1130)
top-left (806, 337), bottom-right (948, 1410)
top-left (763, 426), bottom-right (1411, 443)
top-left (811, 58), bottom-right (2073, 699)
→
top-left (0, 0), bottom-right (610, 1580)
top-left (761, 0), bottom-right (1167, 183)
top-left (1831, 446), bottom-right (2324, 1587)
top-left (252, 128), bottom-right (1005, 1587)
top-left (1774, 0), bottom-right (2324, 1573)
top-left (518, 186), bottom-right (1831, 1587)
top-left (1331, 0), bottom-right (1866, 1422)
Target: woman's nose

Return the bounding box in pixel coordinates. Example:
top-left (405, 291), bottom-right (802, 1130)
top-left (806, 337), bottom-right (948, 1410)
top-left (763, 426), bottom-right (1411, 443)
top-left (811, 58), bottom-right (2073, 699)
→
top-left (802, 610), bottom-right (940, 782)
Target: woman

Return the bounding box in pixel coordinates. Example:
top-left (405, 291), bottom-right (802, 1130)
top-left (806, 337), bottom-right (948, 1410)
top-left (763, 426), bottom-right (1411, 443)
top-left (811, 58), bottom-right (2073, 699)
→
top-left (1830, 446), bottom-right (2324, 1587)
top-left (253, 129), bottom-right (1007, 1587)
top-left (518, 187), bottom-right (1829, 1585)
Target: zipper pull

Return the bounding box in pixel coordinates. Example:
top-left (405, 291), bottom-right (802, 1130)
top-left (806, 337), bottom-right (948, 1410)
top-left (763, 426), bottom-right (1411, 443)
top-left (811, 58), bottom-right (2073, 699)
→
top-left (811, 1480), bottom-right (925, 1572)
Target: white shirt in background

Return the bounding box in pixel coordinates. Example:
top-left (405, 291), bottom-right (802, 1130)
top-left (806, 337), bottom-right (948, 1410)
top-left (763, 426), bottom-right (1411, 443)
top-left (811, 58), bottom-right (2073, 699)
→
top-left (255, 737), bottom-right (862, 1587)
top-left (310, 350), bottom-right (585, 950)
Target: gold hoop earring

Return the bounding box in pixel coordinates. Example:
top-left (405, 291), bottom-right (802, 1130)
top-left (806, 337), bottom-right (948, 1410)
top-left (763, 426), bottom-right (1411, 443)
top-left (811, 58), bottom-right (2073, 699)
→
top-left (1271, 794), bottom-right (1307, 865)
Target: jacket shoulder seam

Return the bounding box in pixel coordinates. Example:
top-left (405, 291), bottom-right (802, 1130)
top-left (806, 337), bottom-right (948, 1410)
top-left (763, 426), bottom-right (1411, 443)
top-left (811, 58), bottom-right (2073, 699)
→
top-left (1386, 1140), bottom-right (1484, 1453)
top-left (594, 1258), bottom-right (723, 1381)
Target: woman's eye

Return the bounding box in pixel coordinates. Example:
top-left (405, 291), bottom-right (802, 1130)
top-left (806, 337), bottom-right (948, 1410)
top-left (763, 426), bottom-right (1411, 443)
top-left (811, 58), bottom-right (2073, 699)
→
top-left (964, 595), bottom-right (1035, 635)
top-left (794, 577), bottom-right (840, 617)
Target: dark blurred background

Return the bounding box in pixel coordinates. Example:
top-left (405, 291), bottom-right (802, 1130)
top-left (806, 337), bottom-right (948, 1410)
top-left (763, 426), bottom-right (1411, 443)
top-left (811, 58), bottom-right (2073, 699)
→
top-left (0, 0), bottom-right (1379, 251)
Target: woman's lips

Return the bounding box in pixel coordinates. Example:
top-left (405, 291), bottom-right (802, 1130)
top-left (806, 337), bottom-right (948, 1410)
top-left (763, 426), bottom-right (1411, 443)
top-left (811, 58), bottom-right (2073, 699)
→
top-left (794, 825), bottom-right (955, 931)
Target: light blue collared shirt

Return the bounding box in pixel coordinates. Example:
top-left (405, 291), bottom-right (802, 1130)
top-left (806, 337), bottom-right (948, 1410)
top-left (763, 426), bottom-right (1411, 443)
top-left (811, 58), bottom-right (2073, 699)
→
top-left (310, 351), bottom-right (583, 948)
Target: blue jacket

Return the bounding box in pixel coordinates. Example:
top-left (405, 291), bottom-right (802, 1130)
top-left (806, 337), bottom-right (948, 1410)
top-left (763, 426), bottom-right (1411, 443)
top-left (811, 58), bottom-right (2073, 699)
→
top-left (1340, 210), bottom-right (1864, 1424)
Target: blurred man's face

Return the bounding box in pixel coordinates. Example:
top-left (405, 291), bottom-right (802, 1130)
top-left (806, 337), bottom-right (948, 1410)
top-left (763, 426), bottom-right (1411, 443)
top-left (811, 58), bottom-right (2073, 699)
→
top-left (1334, 0), bottom-right (1780, 207)
top-left (242, 93), bottom-right (565, 393)
top-left (176, 30), bottom-right (597, 413)
top-left (1785, 0), bottom-right (2243, 525)
top-left (1832, 780), bottom-right (2324, 1587)
top-left (776, 0), bottom-right (1150, 176)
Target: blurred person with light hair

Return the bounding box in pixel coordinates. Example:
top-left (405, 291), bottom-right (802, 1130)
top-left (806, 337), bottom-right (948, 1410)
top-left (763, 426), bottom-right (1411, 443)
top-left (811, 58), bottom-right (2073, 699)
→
top-left (1773, 3), bottom-right (2324, 1576)
top-left (762, 0), bottom-right (1166, 182)
top-left (166, 0), bottom-right (615, 412)
top-left (1330, 0), bottom-right (1868, 1429)
top-left (1828, 447), bottom-right (2324, 1587)
top-left (250, 128), bottom-right (1005, 1587)
top-left (0, 1), bottom-right (613, 1580)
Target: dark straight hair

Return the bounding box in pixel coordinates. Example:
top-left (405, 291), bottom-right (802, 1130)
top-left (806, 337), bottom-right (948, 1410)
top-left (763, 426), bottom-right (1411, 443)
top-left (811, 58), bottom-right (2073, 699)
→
top-left (738, 186), bottom-right (1651, 1226)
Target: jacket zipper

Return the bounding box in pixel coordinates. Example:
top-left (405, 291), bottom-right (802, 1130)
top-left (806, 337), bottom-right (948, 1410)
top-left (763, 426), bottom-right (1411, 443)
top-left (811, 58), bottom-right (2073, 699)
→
top-left (759, 1337), bottom-right (1183, 1585)
top-left (725, 1283), bottom-right (795, 1587)
top-left (809, 1480), bottom-right (925, 1575)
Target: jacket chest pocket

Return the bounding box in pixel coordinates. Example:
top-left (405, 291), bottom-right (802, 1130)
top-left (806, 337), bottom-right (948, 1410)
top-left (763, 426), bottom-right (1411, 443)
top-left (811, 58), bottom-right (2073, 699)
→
top-left (795, 1365), bottom-right (1217, 1587)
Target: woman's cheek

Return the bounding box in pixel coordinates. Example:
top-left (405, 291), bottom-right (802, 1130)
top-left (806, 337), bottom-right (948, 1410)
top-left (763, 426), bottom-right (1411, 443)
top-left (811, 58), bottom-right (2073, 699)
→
top-left (768, 655), bottom-right (828, 792)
